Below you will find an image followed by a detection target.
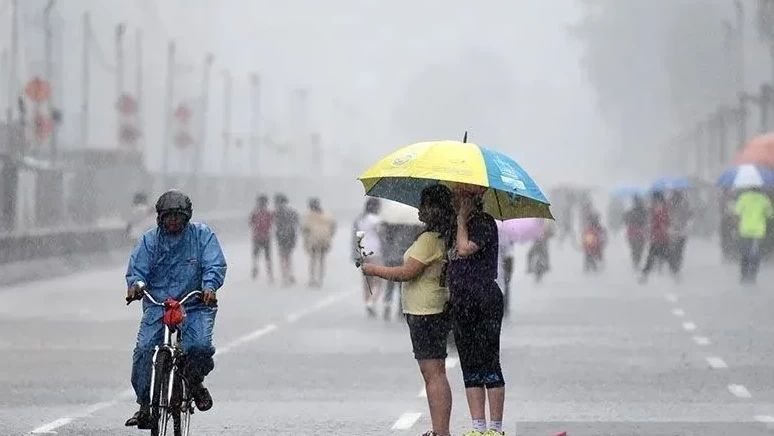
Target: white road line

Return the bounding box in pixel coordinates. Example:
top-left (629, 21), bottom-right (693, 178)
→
top-left (418, 386), bottom-right (427, 398)
top-left (665, 293), bottom-right (678, 303)
top-left (216, 324), bottom-right (278, 355)
top-left (31, 418), bottom-right (73, 434)
top-left (754, 415), bottom-right (774, 425)
top-left (391, 412), bottom-right (422, 430)
top-left (706, 356), bottom-right (728, 369)
top-left (445, 357), bottom-right (459, 369)
top-left (287, 292), bottom-right (348, 323)
top-left (671, 308), bottom-right (685, 317)
top-left (728, 384), bottom-right (752, 398)
top-left (30, 293), bottom-right (346, 434)
top-left (693, 336), bottom-right (711, 346)
top-left (682, 321), bottom-right (697, 331)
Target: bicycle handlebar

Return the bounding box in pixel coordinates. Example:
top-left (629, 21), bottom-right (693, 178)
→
top-left (125, 284), bottom-right (204, 306)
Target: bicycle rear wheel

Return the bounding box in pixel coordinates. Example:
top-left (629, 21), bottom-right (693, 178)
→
top-left (150, 349), bottom-right (172, 436)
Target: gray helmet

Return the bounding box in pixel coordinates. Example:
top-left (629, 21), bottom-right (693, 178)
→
top-left (155, 189), bottom-right (193, 226)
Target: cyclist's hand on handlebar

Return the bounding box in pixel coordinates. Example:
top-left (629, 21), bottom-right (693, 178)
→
top-left (202, 289), bottom-right (218, 306)
top-left (125, 282), bottom-right (144, 304)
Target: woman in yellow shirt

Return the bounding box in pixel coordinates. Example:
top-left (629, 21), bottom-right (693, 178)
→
top-left (362, 185), bottom-right (455, 436)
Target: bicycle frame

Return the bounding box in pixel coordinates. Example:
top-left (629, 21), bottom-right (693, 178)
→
top-left (141, 289), bottom-right (201, 436)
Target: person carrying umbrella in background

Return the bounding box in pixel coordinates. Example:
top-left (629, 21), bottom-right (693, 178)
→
top-left (358, 138), bottom-right (552, 436)
top-left (624, 195), bottom-right (648, 270)
top-left (734, 187), bottom-right (773, 284)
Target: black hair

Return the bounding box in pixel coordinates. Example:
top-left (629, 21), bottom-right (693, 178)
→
top-left (419, 185), bottom-right (455, 287)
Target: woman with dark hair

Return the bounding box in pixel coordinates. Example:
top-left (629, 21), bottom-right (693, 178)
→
top-left (362, 185), bottom-right (455, 436)
top-left (448, 183), bottom-right (506, 436)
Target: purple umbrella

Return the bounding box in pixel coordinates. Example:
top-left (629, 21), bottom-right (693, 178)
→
top-left (497, 218), bottom-right (545, 245)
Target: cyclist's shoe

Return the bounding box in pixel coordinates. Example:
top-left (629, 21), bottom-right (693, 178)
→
top-left (191, 382), bottom-right (213, 411)
top-left (124, 405), bottom-right (151, 428)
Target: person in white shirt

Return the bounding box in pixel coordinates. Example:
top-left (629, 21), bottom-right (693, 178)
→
top-left (353, 198), bottom-right (386, 318)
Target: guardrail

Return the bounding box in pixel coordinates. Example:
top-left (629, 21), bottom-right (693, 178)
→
top-left (0, 212), bottom-right (247, 266)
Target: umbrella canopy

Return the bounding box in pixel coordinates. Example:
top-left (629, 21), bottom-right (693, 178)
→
top-left (651, 176), bottom-right (691, 192)
top-left (717, 164), bottom-right (774, 189)
top-left (736, 133), bottom-right (774, 167)
top-left (496, 218), bottom-right (544, 244)
top-left (358, 140), bottom-right (552, 220)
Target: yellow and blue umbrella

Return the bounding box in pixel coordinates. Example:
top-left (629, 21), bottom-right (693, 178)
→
top-left (358, 140), bottom-right (552, 220)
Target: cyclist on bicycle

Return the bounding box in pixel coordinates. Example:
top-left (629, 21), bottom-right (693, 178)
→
top-left (124, 190), bottom-right (227, 428)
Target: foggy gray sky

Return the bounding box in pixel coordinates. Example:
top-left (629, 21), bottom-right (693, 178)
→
top-left (3, 1), bottom-right (618, 189)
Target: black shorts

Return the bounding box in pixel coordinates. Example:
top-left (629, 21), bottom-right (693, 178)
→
top-left (406, 312), bottom-right (450, 360)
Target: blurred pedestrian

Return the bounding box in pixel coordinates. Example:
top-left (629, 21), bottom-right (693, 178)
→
top-left (249, 194), bottom-right (274, 282)
top-left (623, 195), bottom-right (648, 269)
top-left (302, 197), bottom-right (337, 287)
top-left (526, 219), bottom-right (554, 283)
top-left (126, 192), bottom-right (155, 243)
top-left (581, 212), bottom-right (607, 272)
top-left (496, 226), bottom-right (515, 317)
top-left (361, 185), bottom-right (455, 436)
top-left (274, 193), bottom-right (299, 286)
top-left (734, 187), bottom-right (773, 284)
top-left (448, 183), bottom-right (506, 436)
top-left (353, 198), bottom-right (386, 318)
top-left (640, 191), bottom-right (671, 283)
top-left (668, 191), bottom-right (692, 278)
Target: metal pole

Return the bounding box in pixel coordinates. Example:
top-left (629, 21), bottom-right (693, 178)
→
top-left (7, 0), bottom-right (18, 123)
top-left (221, 70), bottom-right (232, 174)
top-left (249, 72), bottom-right (260, 177)
top-left (761, 84), bottom-right (771, 133)
top-left (162, 41), bottom-right (175, 187)
top-left (734, 0), bottom-right (745, 94)
top-left (115, 23), bottom-right (125, 149)
top-left (196, 53), bottom-right (213, 174)
top-left (43, 0), bottom-right (56, 161)
top-left (135, 29), bottom-right (143, 157)
top-left (737, 93), bottom-right (747, 150)
top-left (81, 12), bottom-right (90, 148)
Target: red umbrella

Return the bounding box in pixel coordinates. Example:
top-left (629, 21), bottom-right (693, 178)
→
top-left (736, 133), bottom-right (774, 168)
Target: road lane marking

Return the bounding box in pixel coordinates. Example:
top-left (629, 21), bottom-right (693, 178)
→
top-left (754, 415), bottom-right (774, 429)
top-left (392, 412), bottom-right (422, 430)
top-left (728, 384), bottom-right (752, 398)
top-left (31, 418), bottom-right (74, 434)
top-left (706, 356), bottom-right (728, 369)
top-left (29, 292), bottom-right (347, 434)
top-left (216, 324), bottom-right (278, 355)
top-left (693, 336), bottom-right (711, 346)
top-left (287, 291), bottom-right (348, 323)
top-left (665, 293), bottom-right (678, 303)
top-left (682, 321), bottom-right (697, 331)
top-left (671, 308), bottom-right (685, 317)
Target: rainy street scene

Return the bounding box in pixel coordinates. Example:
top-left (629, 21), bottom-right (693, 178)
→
top-left (3, 1), bottom-right (774, 436)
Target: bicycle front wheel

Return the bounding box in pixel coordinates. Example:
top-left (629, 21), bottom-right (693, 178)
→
top-left (150, 349), bottom-right (172, 436)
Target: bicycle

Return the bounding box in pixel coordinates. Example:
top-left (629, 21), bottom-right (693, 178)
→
top-left (127, 284), bottom-right (205, 436)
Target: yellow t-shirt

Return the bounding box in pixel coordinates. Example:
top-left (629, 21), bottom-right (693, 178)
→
top-left (401, 232), bottom-right (448, 315)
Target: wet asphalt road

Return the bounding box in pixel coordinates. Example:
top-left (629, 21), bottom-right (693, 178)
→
top-left (2, 232), bottom-right (774, 436)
